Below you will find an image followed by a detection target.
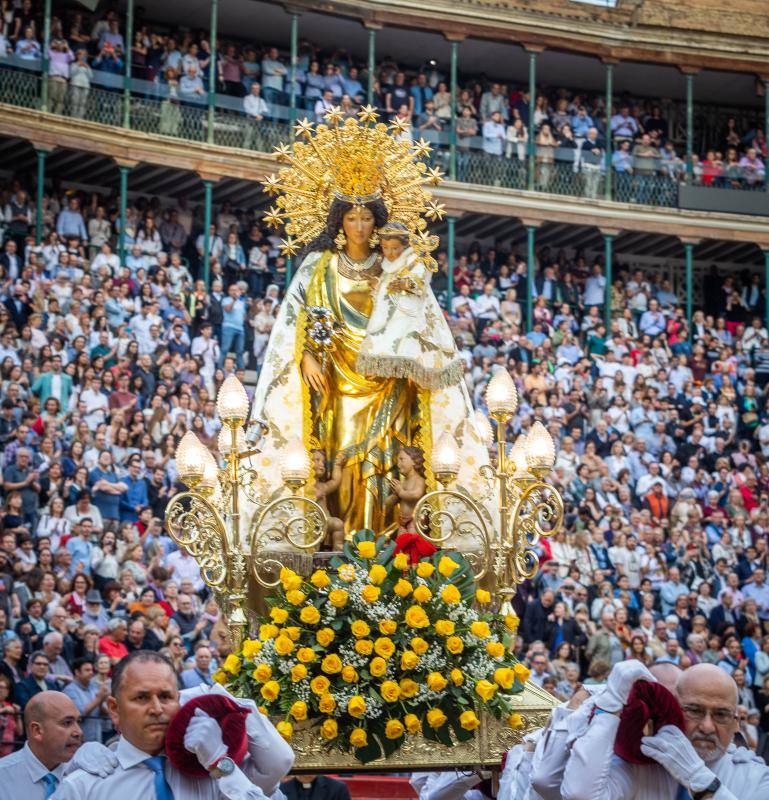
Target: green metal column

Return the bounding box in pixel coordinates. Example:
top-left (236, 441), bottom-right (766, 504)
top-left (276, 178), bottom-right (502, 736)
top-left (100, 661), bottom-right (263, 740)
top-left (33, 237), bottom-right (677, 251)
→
top-left (765, 250), bottom-right (769, 332)
top-left (286, 257), bottom-right (293, 287)
top-left (203, 179), bottom-right (214, 288)
top-left (526, 225), bottom-right (536, 330)
top-left (289, 13), bottom-right (299, 129)
top-left (118, 165), bottom-right (130, 264)
top-left (684, 241), bottom-right (694, 338)
top-left (207, 0), bottom-right (218, 144)
top-left (604, 61), bottom-right (614, 201)
top-left (764, 80), bottom-right (769, 193)
top-left (526, 50), bottom-right (537, 192)
top-left (366, 28), bottom-right (376, 106)
top-left (603, 233), bottom-right (614, 329)
top-left (446, 215), bottom-right (456, 311)
top-left (35, 149), bottom-right (46, 245)
top-left (685, 72), bottom-right (695, 183)
top-left (449, 40), bottom-right (459, 181)
top-left (40, 0), bottom-right (52, 111)
top-left (122, 0), bottom-right (134, 128)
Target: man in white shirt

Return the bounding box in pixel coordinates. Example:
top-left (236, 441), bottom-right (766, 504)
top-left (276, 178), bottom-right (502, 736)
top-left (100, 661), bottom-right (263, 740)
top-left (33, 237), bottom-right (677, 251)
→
top-left (166, 547), bottom-right (205, 592)
top-left (91, 243), bottom-right (120, 276)
top-left (582, 264), bottom-right (606, 307)
top-left (244, 83), bottom-right (270, 120)
top-left (56, 650), bottom-right (293, 800)
top-left (191, 322), bottom-right (221, 393)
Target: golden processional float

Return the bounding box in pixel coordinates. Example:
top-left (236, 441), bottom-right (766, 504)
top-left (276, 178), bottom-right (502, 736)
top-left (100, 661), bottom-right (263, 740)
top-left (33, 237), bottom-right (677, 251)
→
top-left (165, 107), bottom-right (564, 772)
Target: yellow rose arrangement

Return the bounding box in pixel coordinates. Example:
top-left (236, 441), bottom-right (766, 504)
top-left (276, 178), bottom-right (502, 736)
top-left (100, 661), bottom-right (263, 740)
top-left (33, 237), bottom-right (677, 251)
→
top-left (224, 533), bottom-right (528, 764)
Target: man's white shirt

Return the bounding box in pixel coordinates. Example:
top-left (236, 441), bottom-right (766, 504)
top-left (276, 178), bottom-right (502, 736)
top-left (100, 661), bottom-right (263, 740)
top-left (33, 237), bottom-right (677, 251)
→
top-left (0, 742), bottom-right (65, 800)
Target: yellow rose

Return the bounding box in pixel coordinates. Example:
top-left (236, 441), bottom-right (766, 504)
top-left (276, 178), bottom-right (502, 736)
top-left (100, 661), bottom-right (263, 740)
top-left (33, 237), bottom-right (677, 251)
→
top-left (321, 654), bottom-right (343, 674)
top-left (400, 650), bottom-right (420, 670)
top-left (486, 641), bottom-right (506, 659)
top-left (446, 636), bottom-right (464, 654)
top-left (410, 637), bottom-right (429, 654)
top-left (368, 564), bottom-right (388, 585)
top-left (438, 556), bottom-right (460, 577)
top-left (283, 626), bottom-right (301, 642)
top-left (299, 605), bottom-right (320, 626)
top-left (257, 706), bottom-right (267, 715)
top-left (319, 693), bottom-right (337, 714)
top-left (434, 619), bottom-right (455, 637)
top-left (405, 605), bottom-right (429, 628)
top-left (212, 669), bottom-right (227, 685)
top-left (269, 607), bottom-right (289, 625)
top-left (347, 695), bottom-right (366, 718)
top-left (505, 613), bottom-right (520, 632)
top-left (276, 720), bottom-right (293, 741)
top-left (274, 635), bottom-right (295, 656)
top-left (310, 569), bottom-right (330, 589)
top-left (310, 676), bottom-right (330, 695)
top-left (253, 663), bottom-right (272, 683)
top-left (426, 708), bottom-right (447, 729)
top-left (369, 657), bottom-right (387, 677)
top-left (349, 727), bottom-right (368, 748)
top-left (289, 701), bottom-right (307, 721)
top-left (514, 663), bottom-right (531, 683)
top-left (399, 678), bottom-right (419, 698)
top-left (357, 541), bottom-right (376, 559)
top-left (320, 718), bottom-right (338, 740)
top-left (351, 620), bottom-right (371, 638)
top-left (280, 567), bottom-right (302, 591)
top-left (259, 623), bottom-right (279, 641)
top-left (494, 667), bottom-right (515, 689)
top-left (328, 589), bottom-right (349, 608)
top-left (374, 637), bottom-right (395, 659)
top-left (413, 585), bottom-right (433, 604)
top-left (507, 712), bottom-right (524, 730)
top-left (361, 584), bottom-right (381, 604)
top-left (450, 668), bottom-right (464, 686)
top-left (379, 619), bottom-right (397, 636)
top-left (285, 590), bottom-right (306, 606)
top-left (316, 628), bottom-right (335, 647)
top-left (405, 713), bottom-right (422, 734)
top-left (416, 562), bottom-right (435, 578)
top-left (223, 654), bottom-right (241, 675)
top-left (290, 664), bottom-right (307, 682)
top-left (355, 639), bottom-right (374, 656)
top-left (337, 564), bottom-right (356, 582)
top-left (297, 647), bottom-right (316, 664)
top-left (475, 589), bottom-right (491, 604)
top-left (459, 710), bottom-right (480, 731)
top-left (380, 680), bottom-right (401, 703)
top-left (426, 672), bottom-right (448, 692)
top-left (475, 680), bottom-right (498, 702)
top-left (394, 579), bottom-right (413, 598)
top-left (393, 553), bottom-right (409, 571)
top-left (341, 665), bottom-right (359, 683)
top-left (470, 621), bottom-right (491, 639)
top-left (260, 680), bottom-right (280, 701)
top-left (441, 584), bottom-right (461, 605)
top-left (385, 718), bottom-right (405, 739)
top-left (241, 639), bottom-right (263, 659)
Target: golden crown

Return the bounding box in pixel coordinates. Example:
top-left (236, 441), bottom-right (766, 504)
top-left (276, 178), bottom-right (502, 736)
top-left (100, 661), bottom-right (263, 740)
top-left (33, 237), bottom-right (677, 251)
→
top-left (262, 106), bottom-right (445, 256)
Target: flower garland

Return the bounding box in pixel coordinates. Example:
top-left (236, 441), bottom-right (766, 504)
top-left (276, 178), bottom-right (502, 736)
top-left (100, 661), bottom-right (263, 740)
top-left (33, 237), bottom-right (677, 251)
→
top-left (216, 531), bottom-right (529, 764)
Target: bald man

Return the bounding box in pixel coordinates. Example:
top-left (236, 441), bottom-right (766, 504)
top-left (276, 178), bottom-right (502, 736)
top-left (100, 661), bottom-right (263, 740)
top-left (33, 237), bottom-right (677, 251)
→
top-left (557, 662), bottom-right (769, 799)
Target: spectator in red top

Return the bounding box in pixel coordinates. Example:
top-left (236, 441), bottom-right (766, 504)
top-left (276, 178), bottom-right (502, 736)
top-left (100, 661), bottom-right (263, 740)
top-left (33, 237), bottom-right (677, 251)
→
top-left (98, 618), bottom-right (128, 666)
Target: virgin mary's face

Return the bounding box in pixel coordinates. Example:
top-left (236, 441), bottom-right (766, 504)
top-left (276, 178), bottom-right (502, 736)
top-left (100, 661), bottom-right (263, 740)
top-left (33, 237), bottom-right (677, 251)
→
top-left (342, 206), bottom-right (375, 248)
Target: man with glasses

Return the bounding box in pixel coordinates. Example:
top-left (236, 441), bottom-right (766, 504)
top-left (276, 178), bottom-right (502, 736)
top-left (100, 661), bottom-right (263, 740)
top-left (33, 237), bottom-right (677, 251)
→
top-left (14, 653), bottom-right (57, 709)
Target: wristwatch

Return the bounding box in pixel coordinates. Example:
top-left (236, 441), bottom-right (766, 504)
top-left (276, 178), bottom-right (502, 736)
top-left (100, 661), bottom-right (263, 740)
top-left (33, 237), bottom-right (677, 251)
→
top-left (692, 777), bottom-right (721, 799)
top-left (209, 756), bottom-right (236, 779)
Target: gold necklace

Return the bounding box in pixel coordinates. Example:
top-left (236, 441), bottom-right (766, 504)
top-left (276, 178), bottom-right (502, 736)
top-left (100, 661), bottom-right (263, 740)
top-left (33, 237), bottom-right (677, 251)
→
top-left (337, 251), bottom-right (382, 281)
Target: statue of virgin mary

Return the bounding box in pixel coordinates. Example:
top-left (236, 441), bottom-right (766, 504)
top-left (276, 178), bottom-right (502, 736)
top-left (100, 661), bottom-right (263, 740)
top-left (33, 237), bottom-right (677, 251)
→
top-left (245, 108), bottom-right (492, 537)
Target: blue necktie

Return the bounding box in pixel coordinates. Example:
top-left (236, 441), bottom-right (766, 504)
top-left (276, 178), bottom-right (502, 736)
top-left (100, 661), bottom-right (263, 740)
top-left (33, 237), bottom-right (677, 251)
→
top-left (41, 773), bottom-right (58, 799)
top-left (676, 786), bottom-right (692, 800)
top-left (143, 755), bottom-right (175, 800)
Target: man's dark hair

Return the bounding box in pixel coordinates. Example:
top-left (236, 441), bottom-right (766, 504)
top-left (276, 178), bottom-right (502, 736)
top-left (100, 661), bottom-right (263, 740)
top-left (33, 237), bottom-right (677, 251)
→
top-left (72, 656), bottom-right (95, 673)
top-left (111, 650), bottom-right (174, 697)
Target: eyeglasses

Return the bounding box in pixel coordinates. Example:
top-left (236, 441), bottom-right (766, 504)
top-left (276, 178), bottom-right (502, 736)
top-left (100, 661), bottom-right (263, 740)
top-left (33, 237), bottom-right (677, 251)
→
top-left (681, 704), bottom-right (736, 725)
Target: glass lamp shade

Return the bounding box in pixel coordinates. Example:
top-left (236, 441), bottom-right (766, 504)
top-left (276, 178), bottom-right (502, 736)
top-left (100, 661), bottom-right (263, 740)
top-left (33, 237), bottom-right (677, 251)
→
top-left (431, 432), bottom-right (461, 478)
top-left (485, 369), bottom-right (518, 418)
top-left (509, 433), bottom-right (529, 475)
top-left (526, 421), bottom-right (556, 473)
top-left (200, 448), bottom-right (220, 488)
top-left (281, 438), bottom-right (311, 484)
top-left (218, 425), bottom-right (246, 455)
top-left (474, 409), bottom-right (494, 447)
top-left (217, 375), bottom-right (249, 422)
top-left (176, 431), bottom-right (206, 481)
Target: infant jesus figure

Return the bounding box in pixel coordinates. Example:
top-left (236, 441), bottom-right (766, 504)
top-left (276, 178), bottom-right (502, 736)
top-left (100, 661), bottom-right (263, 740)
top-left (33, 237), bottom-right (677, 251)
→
top-left (311, 449), bottom-right (346, 551)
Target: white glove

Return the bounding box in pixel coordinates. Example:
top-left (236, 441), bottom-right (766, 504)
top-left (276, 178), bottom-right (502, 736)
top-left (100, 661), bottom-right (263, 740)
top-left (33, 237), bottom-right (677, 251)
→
top-left (596, 660), bottom-right (656, 713)
top-left (65, 742), bottom-right (119, 778)
top-left (184, 708), bottom-right (228, 769)
top-left (640, 725), bottom-right (717, 793)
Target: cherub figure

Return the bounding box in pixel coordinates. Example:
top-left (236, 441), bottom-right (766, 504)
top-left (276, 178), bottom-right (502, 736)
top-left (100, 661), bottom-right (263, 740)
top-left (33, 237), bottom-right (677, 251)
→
top-left (311, 449), bottom-right (346, 551)
top-left (385, 446), bottom-right (427, 534)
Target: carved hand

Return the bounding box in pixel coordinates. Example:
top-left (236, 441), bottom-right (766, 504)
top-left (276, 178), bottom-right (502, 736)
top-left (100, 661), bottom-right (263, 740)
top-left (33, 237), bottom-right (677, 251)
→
top-left (301, 351), bottom-right (328, 395)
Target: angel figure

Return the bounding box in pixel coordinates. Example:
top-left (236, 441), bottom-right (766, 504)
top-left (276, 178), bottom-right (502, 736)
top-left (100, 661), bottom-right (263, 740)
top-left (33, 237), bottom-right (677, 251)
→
top-left (311, 449), bottom-right (346, 551)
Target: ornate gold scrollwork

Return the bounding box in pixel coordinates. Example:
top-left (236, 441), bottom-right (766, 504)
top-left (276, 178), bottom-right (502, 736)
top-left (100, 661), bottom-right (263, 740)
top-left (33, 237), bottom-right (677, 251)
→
top-left (509, 482), bottom-right (564, 582)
